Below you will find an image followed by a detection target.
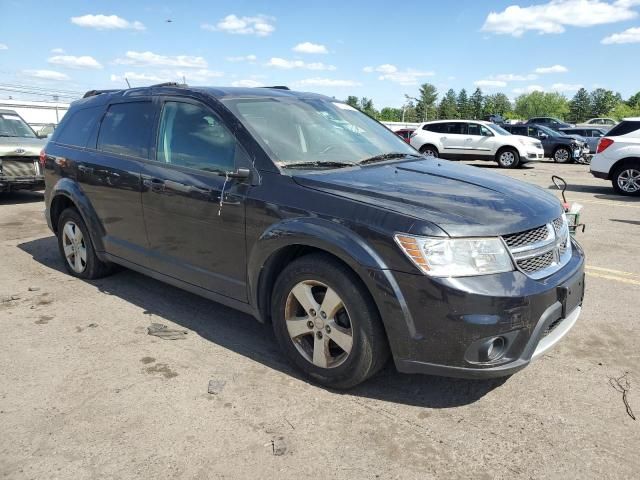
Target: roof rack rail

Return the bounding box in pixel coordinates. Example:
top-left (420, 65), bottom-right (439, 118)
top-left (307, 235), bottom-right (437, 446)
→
top-left (260, 86), bottom-right (290, 90)
top-left (82, 89), bottom-right (120, 98)
top-left (150, 82), bottom-right (187, 88)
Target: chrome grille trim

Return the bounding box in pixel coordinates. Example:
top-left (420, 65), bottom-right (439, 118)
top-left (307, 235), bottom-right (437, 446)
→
top-left (502, 216), bottom-right (571, 279)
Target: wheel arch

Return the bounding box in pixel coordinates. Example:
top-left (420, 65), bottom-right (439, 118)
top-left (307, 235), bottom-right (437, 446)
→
top-left (609, 156), bottom-right (640, 180)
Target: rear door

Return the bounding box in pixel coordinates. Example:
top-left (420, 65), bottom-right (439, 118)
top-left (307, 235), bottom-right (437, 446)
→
top-left (439, 122), bottom-right (467, 157)
top-left (140, 97), bottom-right (250, 301)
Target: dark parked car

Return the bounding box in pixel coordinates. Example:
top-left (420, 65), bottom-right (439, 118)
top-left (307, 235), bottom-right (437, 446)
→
top-left (394, 128), bottom-right (414, 143)
top-left (483, 114), bottom-right (505, 125)
top-left (503, 124), bottom-right (589, 163)
top-left (42, 84), bottom-right (585, 388)
top-left (0, 109), bottom-right (45, 192)
top-left (559, 127), bottom-right (607, 153)
top-left (524, 117), bottom-right (573, 130)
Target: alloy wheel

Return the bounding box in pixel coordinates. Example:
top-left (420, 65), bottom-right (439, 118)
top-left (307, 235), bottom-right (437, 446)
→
top-left (61, 221), bottom-right (87, 273)
top-left (500, 151), bottom-right (515, 166)
top-left (617, 168), bottom-right (640, 193)
top-left (284, 280), bottom-right (353, 369)
top-left (554, 148), bottom-right (570, 163)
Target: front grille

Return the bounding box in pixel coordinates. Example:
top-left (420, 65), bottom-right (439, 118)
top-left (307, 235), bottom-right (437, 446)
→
top-left (503, 225), bottom-right (550, 248)
top-left (502, 216), bottom-right (570, 279)
top-left (517, 251), bottom-right (555, 273)
top-left (1, 157), bottom-right (39, 177)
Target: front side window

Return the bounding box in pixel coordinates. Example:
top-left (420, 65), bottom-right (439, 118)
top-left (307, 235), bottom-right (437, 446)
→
top-left (222, 97), bottom-right (415, 166)
top-left (157, 101), bottom-right (236, 172)
top-left (97, 102), bottom-right (155, 158)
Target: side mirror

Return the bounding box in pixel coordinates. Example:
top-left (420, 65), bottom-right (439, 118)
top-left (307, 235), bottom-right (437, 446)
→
top-left (539, 133), bottom-right (549, 139)
top-left (219, 168), bottom-right (251, 180)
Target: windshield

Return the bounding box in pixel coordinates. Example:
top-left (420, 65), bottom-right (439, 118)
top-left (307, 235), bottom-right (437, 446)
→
top-left (221, 97), bottom-right (416, 166)
top-left (538, 125), bottom-right (561, 137)
top-left (489, 123), bottom-right (511, 135)
top-left (0, 112), bottom-right (37, 138)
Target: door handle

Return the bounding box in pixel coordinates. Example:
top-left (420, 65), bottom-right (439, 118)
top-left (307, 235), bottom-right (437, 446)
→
top-left (143, 178), bottom-right (165, 192)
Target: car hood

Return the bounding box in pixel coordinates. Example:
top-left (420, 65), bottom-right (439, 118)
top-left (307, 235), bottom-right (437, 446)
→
top-left (292, 158), bottom-right (563, 237)
top-left (0, 136), bottom-right (45, 156)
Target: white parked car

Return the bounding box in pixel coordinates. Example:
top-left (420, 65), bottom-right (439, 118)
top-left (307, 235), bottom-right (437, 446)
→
top-left (409, 120), bottom-right (544, 168)
top-left (590, 118), bottom-right (640, 196)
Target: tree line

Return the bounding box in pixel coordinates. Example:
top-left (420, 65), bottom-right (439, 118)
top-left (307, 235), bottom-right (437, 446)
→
top-left (345, 84), bottom-right (640, 123)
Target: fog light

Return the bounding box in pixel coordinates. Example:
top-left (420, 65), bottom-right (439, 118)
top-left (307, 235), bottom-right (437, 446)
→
top-left (482, 336), bottom-right (506, 362)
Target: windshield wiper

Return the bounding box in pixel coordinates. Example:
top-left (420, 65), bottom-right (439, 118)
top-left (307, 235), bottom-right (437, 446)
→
top-left (357, 152), bottom-right (420, 165)
top-left (281, 161), bottom-right (355, 169)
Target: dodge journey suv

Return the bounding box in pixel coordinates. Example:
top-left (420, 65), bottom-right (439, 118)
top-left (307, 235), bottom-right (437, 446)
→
top-left (43, 84), bottom-right (585, 388)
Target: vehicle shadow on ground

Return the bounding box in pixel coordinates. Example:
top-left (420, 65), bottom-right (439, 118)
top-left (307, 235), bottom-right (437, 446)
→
top-left (465, 163), bottom-right (535, 170)
top-left (18, 235), bottom-right (505, 408)
top-left (0, 191), bottom-right (44, 205)
top-left (547, 182), bottom-right (640, 201)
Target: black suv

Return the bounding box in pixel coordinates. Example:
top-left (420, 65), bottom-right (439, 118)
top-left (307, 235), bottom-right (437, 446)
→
top-left (43, 85), bottom-right (585, 388)
top-left (503, 124), bottom-right (589, 163)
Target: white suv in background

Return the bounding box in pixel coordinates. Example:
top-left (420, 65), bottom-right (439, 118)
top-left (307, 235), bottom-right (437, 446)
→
top-left (590, 118), bottom-right (640, 196)
top-left (409, 120), bottom-right (544, 168)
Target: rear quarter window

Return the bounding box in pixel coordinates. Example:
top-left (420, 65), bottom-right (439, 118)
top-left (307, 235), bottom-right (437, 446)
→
top-left (606, 121), bottom-right (640, 137)
top-left (53, 106), bottom-right (102, 148)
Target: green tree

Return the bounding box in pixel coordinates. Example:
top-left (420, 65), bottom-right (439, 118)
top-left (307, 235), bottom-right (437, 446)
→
top-left (568, 88), bottom-right (591, 123)
top-left (415, 83), bottom-right (438, 122)
top-left (470, 88), bottom-right (484, 119)
top-left (345, 96), bottom-right (359, 108)
top-left (378, 107), bottom-right (403, 122)
top-left (590, 88), bottom-right (619, 117)
top-left (402, 97), bottom-right (418, 123)
top-left (608, 101), bottom-right (640, 120)
top-left (627, 91), bottom-right (640, 108)
top-left (491, 93), bottom-right (512, 116)
top-left (514, 91), bottom-right (569, 119)
top-left (358, 97), bottom-right (377, 117)
top-left (456, 89), bottom-right (470, 119)
top-left (437, 89), bottom-right (458, 119)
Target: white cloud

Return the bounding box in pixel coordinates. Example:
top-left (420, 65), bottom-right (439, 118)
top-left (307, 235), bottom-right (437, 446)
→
top-left (110, 69), bottom-right (223, 85)
top-left (482, 0), bottom-right (639, 37)
top-left (22, 69), bottom-right (70, 81)
top-left (363, 64), bottom-right (434, 85)
top-left (513, 85), bottom-right (545, 94)
top-left (294, 78), bottom-right (362, 87)
top-left (266, 57), bottom-right (336, 71)
top-left (110, 72), bottom-right (166, 84)
top-left (202, 14), bottom-right (275, 37)
top-left (50, 48), bottom-right (65, 54)
top-left (0, 43), bottom-right (8, 50)
top-left (474, 79), bottom-right (508, 87)
top-left (231, 79), bottom-right (263, 87)
top-left (602, 26), bottom-right (640, 43)
top-left (48, 55), bottom-right (103, 70)
top-left (177, 69), bottom-right (223, 82)
top-left (226, 54), bottom-right (257, 62)
top-left (114, 51), bottom-right (207, 68)
top-left (71, 14), bottom-right (145, 31)
top-left (491, 73), bottom-right (538, 81)
top-left (535, 64), bottom-right (568, 74)
top-left (292, 42), bottom-right (328, 54)
top-left (551, 82), bottom-right (583, 91)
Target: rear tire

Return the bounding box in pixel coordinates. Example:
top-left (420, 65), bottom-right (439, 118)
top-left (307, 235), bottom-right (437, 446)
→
top-left (496, 148), bottom-right (520, 168)
top-left (57, 208), bottom-right (113, 279)
top-left (419, 145), bottom-right (439, 158)
top-left (271, 253), bottom-right (389, 389)
top-left (553, 146), bottom-right (571, 164)
top-left (611, 161), bottom-right (640, 196)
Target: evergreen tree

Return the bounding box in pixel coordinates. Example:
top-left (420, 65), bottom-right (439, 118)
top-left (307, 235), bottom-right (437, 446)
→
top-left (568, 88), bottom-right (591, 123)
top-left (415, 83), bottom-right (438, 122)
top-left (345, 96), bottom-right (359, 108)
top-left (590, 88), bottom-right (619, 117)
top-left (470, 88), bottom-right (484, 119)
top-left (438, 89), bottom-right (458, 119)
top-left (456, 89), bottom-right (469, 119)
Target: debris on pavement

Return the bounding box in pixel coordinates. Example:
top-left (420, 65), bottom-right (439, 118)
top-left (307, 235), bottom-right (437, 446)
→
top-left (609, 372), bottom-right (636, 421)
top-left (28, 287), bottom-right (40, 292)
top-left (269, 436), bottom-right (287, 456)
top-left (147, 323), bottom-right (188, 340)
top-left (207, 379), bottom-right (226, 395)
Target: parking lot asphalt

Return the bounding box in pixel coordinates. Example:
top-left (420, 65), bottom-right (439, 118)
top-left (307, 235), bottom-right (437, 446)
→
top-left (1, 160), bottom-right (639, 479)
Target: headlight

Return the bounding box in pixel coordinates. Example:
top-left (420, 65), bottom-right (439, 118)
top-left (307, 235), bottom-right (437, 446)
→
top-left (394, 235), bottom-right (514, 277)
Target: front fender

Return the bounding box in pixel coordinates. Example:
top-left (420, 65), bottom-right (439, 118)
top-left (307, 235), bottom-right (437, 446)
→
top-left (48, 177), bottom-right (106, 252)
top-left (248, 217), bottom-right (420, 353)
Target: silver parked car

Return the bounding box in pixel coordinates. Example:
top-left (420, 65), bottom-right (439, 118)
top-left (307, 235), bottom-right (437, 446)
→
top-left (560, 127), bottom-right (608, 153)
top-left (0, 109), bottom-right (46, 192)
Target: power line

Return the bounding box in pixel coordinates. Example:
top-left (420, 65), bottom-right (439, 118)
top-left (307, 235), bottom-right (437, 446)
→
top-left (0, 82), bottom-right (85, 95)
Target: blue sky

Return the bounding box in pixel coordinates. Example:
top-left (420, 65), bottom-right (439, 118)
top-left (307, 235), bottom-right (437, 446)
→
top-left (1, 0), bottom-right (639, 107)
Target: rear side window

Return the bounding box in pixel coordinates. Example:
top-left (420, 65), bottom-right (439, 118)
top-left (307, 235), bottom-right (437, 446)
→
top-left (55, 107), bottom-right (101, 148)
top-left (443, 123), bottom-right (463, 134)
top-left (97, 102), bottom-right (155, 158)
top-left (607, 121), bottom-right (640, 137)
top-left (425, 123), bottom-right (444, 133)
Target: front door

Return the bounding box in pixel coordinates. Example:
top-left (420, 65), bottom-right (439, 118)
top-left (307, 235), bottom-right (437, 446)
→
top-left (141, 98), bottom-right (249, 301)
top-left (465, 123), bottom-right (497, 158)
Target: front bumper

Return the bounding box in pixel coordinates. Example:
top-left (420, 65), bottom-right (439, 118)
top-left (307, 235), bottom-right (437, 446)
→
top-left (375, 239), bottom-right (585, 379)
top-left (0, 175), bottom-right (45, 192)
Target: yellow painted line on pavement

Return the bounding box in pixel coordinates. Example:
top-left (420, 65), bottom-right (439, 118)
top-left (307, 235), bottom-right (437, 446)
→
top-left (585, 265), bottom-right (638, 277)
top-left (585, 271), bottom-right (640, 286)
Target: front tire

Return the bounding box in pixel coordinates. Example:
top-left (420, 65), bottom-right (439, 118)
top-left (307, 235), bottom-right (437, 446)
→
top-left (271, 253), bottom-right (389, 389)
top-left (419, 145), bottom-right (439, 158)
top-left (497, 148), bottom-right (520, 168)
top-left (57, 208), bottom-right (112, 279)
top-left (553, 147), bottom-right (571, 164)
top-left (612, 162), bottom-right (640, 196)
